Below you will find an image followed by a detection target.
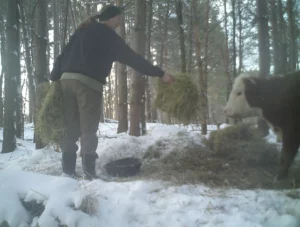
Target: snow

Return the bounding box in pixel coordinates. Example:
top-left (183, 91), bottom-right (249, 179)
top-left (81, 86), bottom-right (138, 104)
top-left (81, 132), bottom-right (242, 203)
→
top-left (0, 122), bottom-right (300, 227)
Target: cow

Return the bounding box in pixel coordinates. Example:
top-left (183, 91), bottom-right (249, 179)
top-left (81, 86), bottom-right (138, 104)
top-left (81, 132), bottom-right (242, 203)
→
top-left (223, 70), bottom-right (300, 179)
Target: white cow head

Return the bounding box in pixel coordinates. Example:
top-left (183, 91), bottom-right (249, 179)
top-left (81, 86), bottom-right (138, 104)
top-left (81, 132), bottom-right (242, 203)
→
top-left (224, 73), bottom-right (261, 118)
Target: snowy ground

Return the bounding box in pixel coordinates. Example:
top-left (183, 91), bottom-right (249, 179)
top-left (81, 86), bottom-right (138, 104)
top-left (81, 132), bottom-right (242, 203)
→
top-left (1, 122), bottom-right (300, 227)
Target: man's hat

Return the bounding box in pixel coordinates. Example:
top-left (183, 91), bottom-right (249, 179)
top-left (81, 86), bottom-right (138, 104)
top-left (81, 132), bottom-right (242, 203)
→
top-left (97, 5), bottom-right (122, 21)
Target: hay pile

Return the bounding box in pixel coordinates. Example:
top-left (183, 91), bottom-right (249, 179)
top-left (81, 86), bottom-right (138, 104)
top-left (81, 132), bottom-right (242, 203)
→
top-left (154, 73), bottom-right (199, 124)
top-left (36, 81), bottom-right (65, 145)
top-left (140, 123), bottom-right (300, 189)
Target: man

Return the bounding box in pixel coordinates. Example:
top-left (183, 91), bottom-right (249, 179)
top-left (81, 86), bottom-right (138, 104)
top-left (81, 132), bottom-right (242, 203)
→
top-left (50, 5), bottom-right (175, 180)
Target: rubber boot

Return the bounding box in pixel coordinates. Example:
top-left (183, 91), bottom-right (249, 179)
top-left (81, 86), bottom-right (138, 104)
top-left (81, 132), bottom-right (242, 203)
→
top-left (82, 155), bottom-right (99, 180)
top-left (62, 152), bottom-right (80, 179)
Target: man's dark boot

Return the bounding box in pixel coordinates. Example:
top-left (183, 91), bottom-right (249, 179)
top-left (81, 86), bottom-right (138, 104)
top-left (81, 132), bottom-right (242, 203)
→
top-left (62, 152), bottom-right (80, 179)
top-left (82, 155), bottom-right (99, 180)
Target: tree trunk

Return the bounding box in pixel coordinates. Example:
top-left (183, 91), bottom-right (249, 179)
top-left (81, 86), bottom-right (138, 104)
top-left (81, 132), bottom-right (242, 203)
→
top-left (257, 0), bottom-right (270, 136)
top-left (0, 72), bottom-right (3, 127)
top-left (231, 0), bottom-right (237, 79)
top-left (191, 0), bottom-right (207, 135)
top-left (157, 1), bottom-right (170, 124)
top-left (237, 0), bottom-right (243, 74)
top-left (0, 12), bottom-right (6, 127)
top-left (287, 0), bottom-right (297, 71)
top-left (52, 0), bottom-right (60, 58)
top-left (116, 0), bottom-right (128, 133)
top-left (159, 0), bottom-right (170, 68)
top-left (69, 0), bottom-right (77, 29)
top-left (2, 0), bottom-right (18, 153)
top-left (114, 63), bottom-right (118, 120)
top-left (99, 85), bottom-right (104, 123)
top-left (222, 0), bottom-right (231, 98)
top-left (187, 1), bottom-right (193, 74)
top-left (277, 0), bottom-right (288, 73)
top-left (20, 0), bottom-right (36, 124)
top-left (257, 0), bottom-right (270, 77)
top-left (270, 0), bottom-right (280, 74)
top-left (15, 30), bottom-right (23, 140)
top-left (222, 0), bottom-right (231, 124)
top-left (145, 0), bottom-right (153, 122)
top-left (108, 75), bottom-right (113, 119)
top-left (175, 0), bottom-right (186, 73)
top-left (129, 0), bottom-right (146, 136)
top-left (61, 0), bottom-right (70, 49)
top-left (203, 0), bottom-right (210, 128)
top-left (34, 0), bottom-right (49, 149)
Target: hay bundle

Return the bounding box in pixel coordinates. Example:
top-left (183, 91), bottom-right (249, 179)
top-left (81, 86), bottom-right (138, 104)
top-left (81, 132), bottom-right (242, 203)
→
top-left (36, 81), bottom-right (65, 145)
top-left (204, 123), bottom-right (261, 153)
top-left (154, 73), bottom-right (199, 124)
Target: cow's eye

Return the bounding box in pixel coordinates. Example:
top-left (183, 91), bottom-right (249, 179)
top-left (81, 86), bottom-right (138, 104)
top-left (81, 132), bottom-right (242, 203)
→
top-left (237, 92), bottom-right (242, 96)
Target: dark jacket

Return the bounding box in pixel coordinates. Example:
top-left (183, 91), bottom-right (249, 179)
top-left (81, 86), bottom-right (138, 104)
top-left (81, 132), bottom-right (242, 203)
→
top-left (50, 20), bottom-right (164, 83)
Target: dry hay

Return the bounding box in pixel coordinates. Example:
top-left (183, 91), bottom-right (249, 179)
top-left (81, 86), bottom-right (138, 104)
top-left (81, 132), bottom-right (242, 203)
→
top-left (154, 73), bottom-right (199, 125)
top-left (36, 81), bottom-right (66, 145)
top-left (140, 123), bottom-right (300, 190)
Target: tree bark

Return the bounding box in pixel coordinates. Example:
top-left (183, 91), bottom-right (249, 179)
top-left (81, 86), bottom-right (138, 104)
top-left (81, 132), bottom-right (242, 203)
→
top-left (52, 0), bottom-right (60, 58)
top-left (270, 0), bottom-right (280, 74)
top-left (114, 63), bottom-right (118, 120)
top-left (257, 0), bottom-right (270, 77)
top-left (2, 0), bottom-right (18, 153)
top-left (222, 0), bottom-right (231, 124)
top-left (256, 0), bottom-right (270, 136)
top-left (187, 0), bottom-right (193, 74)
top-left (159, 0), bottom-right (170, 68)
top-left (237, 0), bottom-right (243, 74)
top-left (204, 0), bottom-right (210, 129)
top-left (108, 74), bottom-right (113, 119)
top-left (191, 0), bottom-right (207, 135)
top-left (231, 0), bottom-right (237, 79)
top-left (287, 0), bottom-right (297, 71)
top-left (129, 0), bottom-right (146, 136)
top-left (145, 0), bottom-right (153, 122)
top-left (277, 0), bottom-right (288, 73)
top-left (175, 0), bottom-right (186, 73)
top-left (0, 11), bottom-right (6, 127)
top-left (116, 0), bottom-right (129, 133)
top-left (20, 0), bottom-right (36, 124)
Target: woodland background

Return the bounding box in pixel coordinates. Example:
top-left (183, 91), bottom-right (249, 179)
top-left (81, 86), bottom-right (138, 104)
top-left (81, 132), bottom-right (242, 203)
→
top-left (0, 0), bottom-right (299, 153)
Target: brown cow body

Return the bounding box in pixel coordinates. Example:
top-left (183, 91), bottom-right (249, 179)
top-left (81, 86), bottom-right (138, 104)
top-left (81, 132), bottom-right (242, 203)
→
top-left (224, 71), bottom-right (300, 179)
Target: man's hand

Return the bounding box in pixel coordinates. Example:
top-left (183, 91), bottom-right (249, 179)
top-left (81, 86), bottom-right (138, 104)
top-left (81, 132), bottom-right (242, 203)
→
top-left (161, 72), bottom-right (175, 84)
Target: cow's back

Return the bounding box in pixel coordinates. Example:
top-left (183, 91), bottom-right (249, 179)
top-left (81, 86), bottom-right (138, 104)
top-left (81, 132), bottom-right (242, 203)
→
top-left (265, 71), bottom-right (300, 131)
